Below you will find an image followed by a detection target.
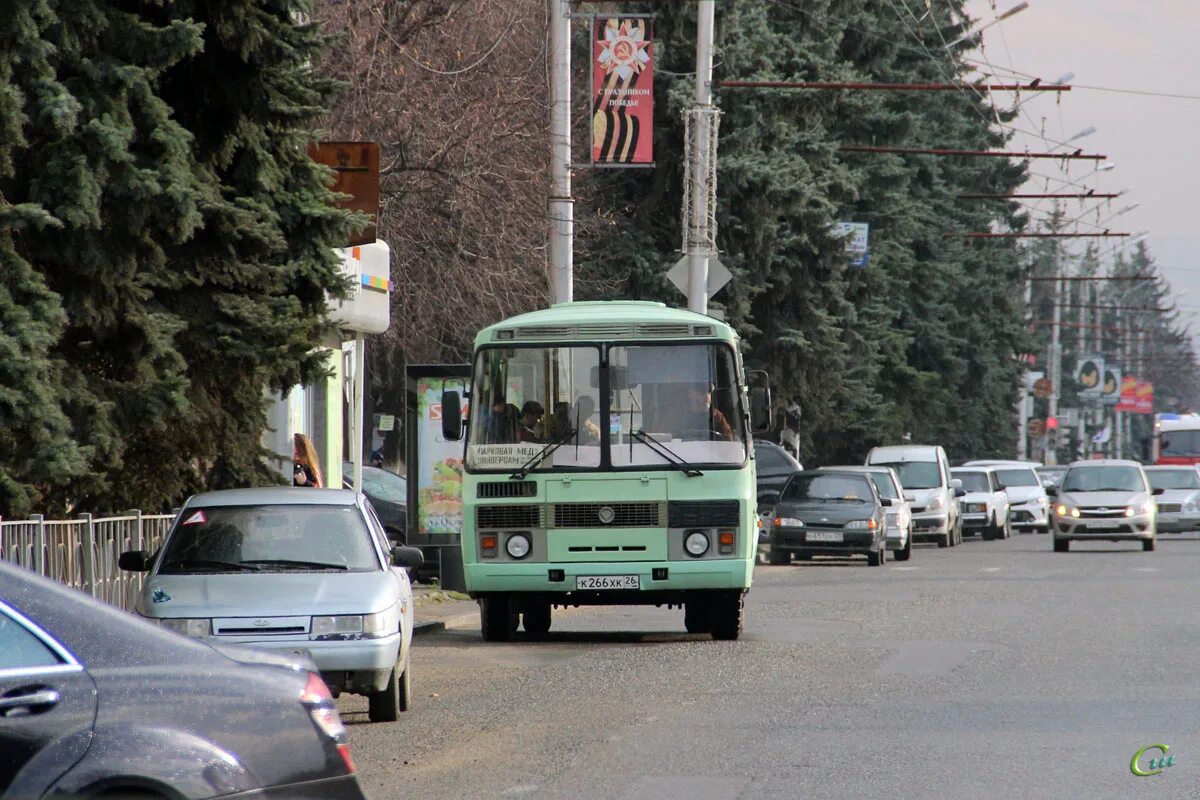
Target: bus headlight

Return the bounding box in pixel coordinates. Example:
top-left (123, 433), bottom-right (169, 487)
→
top-left (505, 534), bottom-right (531, 559)
top-left (684, 531), bottom-right (710, 556)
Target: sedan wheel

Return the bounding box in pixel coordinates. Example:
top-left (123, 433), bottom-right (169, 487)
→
top-left (368, 654), bottom-right (408, 722)
top-left (893, 529), bottom-right (913, 561)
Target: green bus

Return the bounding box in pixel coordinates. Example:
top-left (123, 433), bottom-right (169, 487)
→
top-left (442, 301), bottom-right (770, 641)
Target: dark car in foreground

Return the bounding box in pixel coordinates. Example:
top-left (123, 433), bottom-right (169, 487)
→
top-left (769, 470), bottom-right (890, 566)
top-left (0, 561), bottom-right (366, 800)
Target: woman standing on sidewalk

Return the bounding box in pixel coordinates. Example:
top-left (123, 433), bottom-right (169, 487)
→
top-left (293, 433), bottom-right (324, 487)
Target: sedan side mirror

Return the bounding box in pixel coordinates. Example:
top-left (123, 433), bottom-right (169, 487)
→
top-left (119, 550), bottom-right (151, 572)
top-left (391, 545), bottom-right (425, 569)
top-left (441, 391), bottom-right (463, 442)
top-left (1045, 486), bottom-right (1059, 497)
top-left (954, 488), bottom-right (966, 498)
top-left (880, 498), bottom-right (893, 507)
top-left (1152, 487), bottom-right (1166, 496)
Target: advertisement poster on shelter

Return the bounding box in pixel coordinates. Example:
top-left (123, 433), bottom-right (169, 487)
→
top-left (1135, 381), bottom-right (1154, 415)
top-left (416, 377), bottom-right (468, 536)
top-left (1116, 375), bottom-right (1139, 412)
top-left (592, 18), bottom-right (654, 164)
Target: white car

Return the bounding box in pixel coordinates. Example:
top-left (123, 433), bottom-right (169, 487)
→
top-left (821, 466), bottom-right (913, 560)
top-left (952, 467), bottom-right (1011, 540)
top-left (121, 487), bottom-right (425, 722)
top-left (866, 445), bottom-right (964, 548)
top-left (1048, 459), bottom-right (1158, 552)
top-left (1144, 465), bottom-right (1200, 533)
top-left (965, 460), bottom-right (1050, 533)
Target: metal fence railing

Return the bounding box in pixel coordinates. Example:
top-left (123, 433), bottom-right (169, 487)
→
top-left (0, 511), bottom-right (176, 612)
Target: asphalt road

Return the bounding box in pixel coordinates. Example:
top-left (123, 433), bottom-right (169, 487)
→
top-left (339, 534), bottom-right (1200, 799)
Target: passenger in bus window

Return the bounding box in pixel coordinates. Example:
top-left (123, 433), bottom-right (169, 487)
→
top-left (518, 401), bottom-right (545, 443)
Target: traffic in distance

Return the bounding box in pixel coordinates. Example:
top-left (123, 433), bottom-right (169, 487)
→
top-left (4, 302), bottom-right (1196, 799)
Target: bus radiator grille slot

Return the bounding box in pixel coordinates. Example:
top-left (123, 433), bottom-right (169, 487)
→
top-left (552, 502), bottom-right (662, 528)
top-left (477, 481), bottom-right (537, 498)
top-left (668, 500), bottom-right (740, 528)
top-left (477, 504), bottom-right (543, 529)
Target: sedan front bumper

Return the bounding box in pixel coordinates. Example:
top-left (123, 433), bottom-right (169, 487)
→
top-left (1156, 512), bottom-right (1200, 533)
top-left (1010, 502), bottom-right (1049, 530)
top-left (1053, 514), bottom-right (1154, 540)
top-left (206, 633), bottom-right (401, 694)
top-left (772, 527), bottom-right (881, 556)
top-left (911, 513), bottom-right (950, 540)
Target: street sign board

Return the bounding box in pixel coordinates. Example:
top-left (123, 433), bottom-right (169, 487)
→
top-left (308, 142), bottom-right (380, 247)
top-left (1100, 366), bottom-right (1121, 406)
top-left (667, 256), bottom-right (731, 300)
top-left (1075, 354), bottom-right (1104, 396)
top-left (832, 222), bottom-right (870, 268)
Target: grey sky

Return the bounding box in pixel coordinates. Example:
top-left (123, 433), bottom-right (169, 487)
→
top-left (963, 0), bottom-right (1200, 331)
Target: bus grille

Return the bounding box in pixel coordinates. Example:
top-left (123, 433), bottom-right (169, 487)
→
top-left (668, 500), bottom-right (740, 528)
top-left (477, 505), bottom-right (543, 529)
top-left (552, 502), bottom-right (662, 528)
top-left (477, 481), bottom-right (537, 498)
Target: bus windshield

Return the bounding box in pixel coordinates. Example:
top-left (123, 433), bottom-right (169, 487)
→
top-left (608, 343), bottom-right (746, 467)
top-left (466, 346), bottom-right (602, 471)
top-left (1161, 429), bottom-right (1200, 457)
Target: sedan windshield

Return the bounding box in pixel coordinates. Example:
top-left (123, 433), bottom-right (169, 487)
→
top-left (1061, 467), bottom-right (1146, 493)
top-left (994, 468), bottom-right (1039, 488)
top-left (782, 474), bottom-right (874, 504)
top-left (953, 472), bottom-right (991, 493)
top-left (1147, 469), bottom-right (1200, 491)
top-left (873, 461), bottom-right (940, 490)
top-left (867, 472), bottom-right (899, 500)
top-left (159, 505), bottom-right (380, 573)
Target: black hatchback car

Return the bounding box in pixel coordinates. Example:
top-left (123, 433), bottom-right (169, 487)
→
top-left (0, 561), bottom-right (367, 800)
top-left (768, 470), bottom-right (890, 566)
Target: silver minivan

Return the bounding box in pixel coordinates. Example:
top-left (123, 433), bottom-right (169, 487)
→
top-left (865, 445), bottom-right (964, 548)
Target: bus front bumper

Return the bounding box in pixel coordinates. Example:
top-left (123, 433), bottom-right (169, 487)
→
top-left (464, 558), bottom-right (753, 597)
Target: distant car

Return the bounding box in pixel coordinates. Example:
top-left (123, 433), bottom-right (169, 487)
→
top-left (820, 466), bottom-right (913, 561)
top-left (769, 470), bottom-right (890, 567)
top-left (121, 487), bottom-right (425, 722)
top-left (866, 445), bottom-right (964, 548)
top-left (343, 463), bottom-right (408, 543)
top-left (965, 460), bottom-right (1050, 534)
top-left (1047, 459), bottom-right (1159, 552)
top-left (1144, 465), bottom-right (1200, 533)
top-left (754, 440), bottom-right (803, 526)
top-left (952, 467), bottom-right (1011, 540)
top-left (0, 560), bottom-right (367, 799)
top-left (1036, 465), bottom-right (1067, 492)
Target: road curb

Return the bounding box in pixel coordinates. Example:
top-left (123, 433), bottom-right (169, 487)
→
top-left (413, 620), bottom-right (446, 636)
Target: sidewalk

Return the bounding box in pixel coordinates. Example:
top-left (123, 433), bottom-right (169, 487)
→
top-left (411, 585), bottom-right (478, 635)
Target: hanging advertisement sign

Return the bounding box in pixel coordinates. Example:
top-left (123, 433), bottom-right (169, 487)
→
top-left (1116, 375), bottom-right (1139, 412)
top-left (832, 222), bottom-right (870, 268)
top-left (405, 365), bottom-right (470, 543)
top-left (1100, 366), bottom-right (1121, 406)
top-left (1135, 381), bottom-right (1154, 415)
top-left (591, 17), bottom-right (654, 165)
top-left (1075, 354), bottom-right (1104, 396)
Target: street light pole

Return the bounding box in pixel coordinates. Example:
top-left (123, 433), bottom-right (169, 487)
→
top-left (548, 0), bottom-right (573, 304)
top-left (686, 1), bottom-right (716, 313)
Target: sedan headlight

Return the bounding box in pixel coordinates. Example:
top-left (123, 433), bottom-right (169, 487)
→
top-left (1125, 502), bottom-right (1153, 517)
top-left (926, 496), bottom-right (945, 512)
top-left (312, 612), bottom-right (387, 638)
top-left (1054, 503), bottom-right (1081, 518)
top-left (1185, 497), bottom-right (1200, 513)
top-left (844, 519), bottom-right (877, 530)
top-left (774, 517), bottom-right (805, 528)
top-left (1035, 496), bottom-right (1049, 507)
top-left (966, 503), bottom-right (986, 514)
top-left (160, 618), bottom-right (211, 637)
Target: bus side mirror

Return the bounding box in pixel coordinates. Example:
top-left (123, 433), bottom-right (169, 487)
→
top-left (750, 387), bottom-right (771, 433)
top-left (442, 391), bottom-right (463, 441)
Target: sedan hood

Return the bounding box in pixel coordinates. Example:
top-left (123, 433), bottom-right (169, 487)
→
top-left (1060, 490), bottom-right (1150, 509)
top-left (1155, 489), bottom-right (1199, 504)
top-left (778, 501), bottom-right (876, 525)
top-left (1003, 486), bottom-right (1045, 504)
top-left (143, 570), bottom-right (397, 618)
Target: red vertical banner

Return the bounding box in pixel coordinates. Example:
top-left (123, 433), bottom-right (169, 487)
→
top-left (1135, 382), bottom-right (1154, 415)
top-left (592, 18), bottom-right (654, 165)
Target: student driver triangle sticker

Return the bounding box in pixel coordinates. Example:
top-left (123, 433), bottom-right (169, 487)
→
top-left (182, 510), bottom-right (206, 526)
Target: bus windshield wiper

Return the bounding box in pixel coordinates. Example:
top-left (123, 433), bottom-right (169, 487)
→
top-left (632, 430), bottom-right (703, 477)
top-left (510, 428), bottom-right (578, 480)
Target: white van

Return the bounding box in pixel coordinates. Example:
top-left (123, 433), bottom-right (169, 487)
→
top-left (865, 445), bottom-right (963, 548)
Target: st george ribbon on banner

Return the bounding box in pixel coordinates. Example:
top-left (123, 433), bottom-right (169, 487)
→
top-left (592, 17), bottom-right (654, 165)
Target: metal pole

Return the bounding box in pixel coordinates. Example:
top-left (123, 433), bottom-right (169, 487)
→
top-left (1114, 310), bottom-right (1124, 458)
top-left (352, 334), bottom-right (365, 492)
top-left (548, 0), bottom-right (573, 304)
top-left (687, 1), bottom-right (716, 313)
top-left (1046, 233), bottom-right (1062, 465)
top-left (1018, 268), bottom-right (1032, 461)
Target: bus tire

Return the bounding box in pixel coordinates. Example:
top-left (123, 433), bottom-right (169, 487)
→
top-left (481, 595), bottom-right (516, 642)
top-left (522, 602), bottom-right (552, 638)
top-left (709, 592), bottom-right (744, 641)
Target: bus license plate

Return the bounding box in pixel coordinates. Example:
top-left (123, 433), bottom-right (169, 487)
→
top-left (576, 575), bottom-right (640, 591)
top-left (807, 531), bottom-right (843, 543)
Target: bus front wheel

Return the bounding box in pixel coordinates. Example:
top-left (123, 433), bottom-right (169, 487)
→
top-left (480, 595), bottom-right (518, 642)
top-left (709, 591), bottom-right (745, 641)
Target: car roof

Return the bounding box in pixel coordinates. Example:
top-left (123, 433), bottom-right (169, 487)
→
top-left (1143, 465), bottom-right (1199, 471)
top-left (952, 466), bottom-right (993, 473)
top-left (868, 445), bottom-right (940, 460)
top-left (185, 487), bottom-right (361, 507)
top-left (964, 460), bottom-right (1038, 468)
top-left (1065, 459), bottom-right (1143, 468)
